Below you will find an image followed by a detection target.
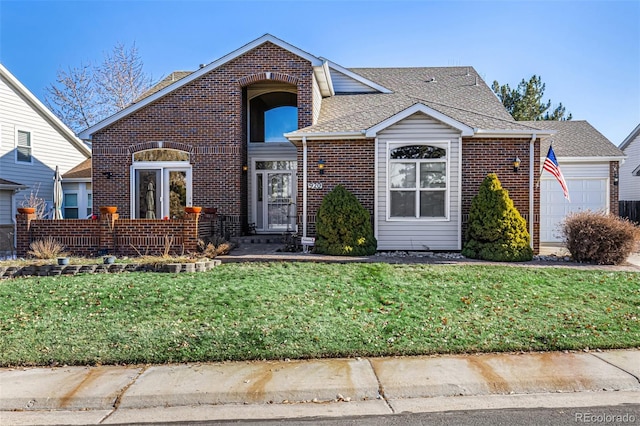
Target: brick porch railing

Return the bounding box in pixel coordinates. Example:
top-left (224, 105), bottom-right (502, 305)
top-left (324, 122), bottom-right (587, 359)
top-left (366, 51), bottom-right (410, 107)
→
top-left (15, 211), bottom-right (218, 258)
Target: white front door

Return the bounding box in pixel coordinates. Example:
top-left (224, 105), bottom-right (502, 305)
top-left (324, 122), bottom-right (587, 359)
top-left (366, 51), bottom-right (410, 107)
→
top-left (252, 160), bottom-right (296, 232)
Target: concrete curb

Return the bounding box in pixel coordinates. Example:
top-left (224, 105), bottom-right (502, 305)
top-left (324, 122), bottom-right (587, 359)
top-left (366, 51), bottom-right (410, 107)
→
top-left (1, 350), bottom-right (638, 425)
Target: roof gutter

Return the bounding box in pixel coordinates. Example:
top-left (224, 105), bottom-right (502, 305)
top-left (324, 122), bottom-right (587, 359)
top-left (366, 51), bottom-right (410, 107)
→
top-left (472, 128), bottom-right (556, 138)
top-left (285, 130), bottom-right (367, 141)
top-left (544, 155), bottom-right (627, 163)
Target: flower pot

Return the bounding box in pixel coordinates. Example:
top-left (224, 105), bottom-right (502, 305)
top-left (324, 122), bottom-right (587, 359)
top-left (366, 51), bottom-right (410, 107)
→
top-left (184, 206), bottom-right (202, 214)
top-left (57, 257), bottom-right (70, 266)
top-left (100, 206), bottom-right (118, 214)
top-left (17, 207), bottom-right (35, 214)
top-left (103, 256), bottom-right (116, 264)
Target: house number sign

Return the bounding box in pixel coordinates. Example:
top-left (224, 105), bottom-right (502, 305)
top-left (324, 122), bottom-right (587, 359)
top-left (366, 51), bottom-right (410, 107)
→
top-left (308, 182), bottom-right (323, 190)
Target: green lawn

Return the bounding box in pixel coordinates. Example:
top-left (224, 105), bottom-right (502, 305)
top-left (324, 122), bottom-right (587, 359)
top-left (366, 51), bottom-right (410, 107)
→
top-left (0, 262), bottom-right (638, 366)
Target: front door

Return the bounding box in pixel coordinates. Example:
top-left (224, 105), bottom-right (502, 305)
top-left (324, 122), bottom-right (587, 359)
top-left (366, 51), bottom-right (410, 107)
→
top-left (253, 161), bottom-right (296, 232)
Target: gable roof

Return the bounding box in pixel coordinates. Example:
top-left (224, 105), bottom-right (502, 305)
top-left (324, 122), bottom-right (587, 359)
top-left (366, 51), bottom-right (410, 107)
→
top-left (62, 158), bottom-right (92, 180)
top-left (288, 67), bottom-right (546, 139)
top-left (520, 120), bottom-right (625, 160)
top-left (79, 34), bottom-right (391, 140)
top-left (78, 35), bottom-right (552, 141)
top-left (0, 64), bottom-right (91, 158)
top-left (620, 123), bottom-right (640, 151)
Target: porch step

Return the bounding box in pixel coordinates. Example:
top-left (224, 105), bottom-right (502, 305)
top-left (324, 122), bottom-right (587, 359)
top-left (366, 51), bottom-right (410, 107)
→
top-left (231, 235), bottom-right (285, 245)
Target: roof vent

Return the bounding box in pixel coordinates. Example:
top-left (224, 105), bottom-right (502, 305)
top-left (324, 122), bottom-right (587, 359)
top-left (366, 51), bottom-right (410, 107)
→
top-left (474, 76), bottom-right (479, 86)
top-left (199, 64), bottom-right (206, 69)
top-left (466, 67), bottom-right (470, 76)
top-left (426, 76), bottom-right (436, 83)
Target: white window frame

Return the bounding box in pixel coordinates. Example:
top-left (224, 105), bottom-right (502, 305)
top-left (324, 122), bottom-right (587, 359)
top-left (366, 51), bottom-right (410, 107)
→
top-left (386, 141), bottom-right (450, 221)
top-left (130, 161), bottom-right (193, 219)
top-left (15, 128), bottom-right (33, 164)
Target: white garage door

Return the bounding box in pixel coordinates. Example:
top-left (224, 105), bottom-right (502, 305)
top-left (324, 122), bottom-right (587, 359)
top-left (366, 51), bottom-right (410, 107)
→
top-left (540, 177), bottom-right (608, 242)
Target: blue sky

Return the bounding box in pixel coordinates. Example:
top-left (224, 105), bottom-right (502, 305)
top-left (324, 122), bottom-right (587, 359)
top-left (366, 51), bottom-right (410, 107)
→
top-left (1, 0), bottom-right (638, 145)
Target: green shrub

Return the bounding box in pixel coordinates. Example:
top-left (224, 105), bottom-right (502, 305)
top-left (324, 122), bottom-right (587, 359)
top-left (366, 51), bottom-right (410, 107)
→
top-left (561, 210), bottom-right (640, 265)
top-left (314, 185), bottom-right (377, 256)
top-left (462, 173), bottom-right (533, 261)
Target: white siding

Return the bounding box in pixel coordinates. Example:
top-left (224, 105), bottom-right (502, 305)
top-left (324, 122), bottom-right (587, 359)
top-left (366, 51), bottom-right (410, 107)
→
top-left (330, 70), bottom-right (378, 94)
top-left (0, 74), bottom-right (88, 222)
top-left (620, 133), bottom-right (640, 200)
top-left (377, 113), bottom-right (461, 250)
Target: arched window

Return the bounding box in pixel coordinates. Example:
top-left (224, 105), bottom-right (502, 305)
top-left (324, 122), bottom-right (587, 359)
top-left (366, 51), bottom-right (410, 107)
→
top-left (249, 92), bottom-right (297, 143)
top-left (388, 144), bottom-right (447, 219)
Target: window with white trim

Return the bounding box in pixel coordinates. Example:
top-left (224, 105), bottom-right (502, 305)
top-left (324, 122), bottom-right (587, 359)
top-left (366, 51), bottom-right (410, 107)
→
top-left (16, 130), bottom-right (32, 163)
top-left (388, 144), bottom-right (447, 218)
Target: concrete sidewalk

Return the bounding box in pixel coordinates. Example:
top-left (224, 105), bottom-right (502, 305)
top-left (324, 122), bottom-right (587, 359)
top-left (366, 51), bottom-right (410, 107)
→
top-left (2, 350), bottom-right (638, 425)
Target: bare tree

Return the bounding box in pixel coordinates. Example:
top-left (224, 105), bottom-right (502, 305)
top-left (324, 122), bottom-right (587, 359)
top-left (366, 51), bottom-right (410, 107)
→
top-left (45, 63), bottom-right (99, 132)
top-left (45, 42), bottom-right (152, 133)
top-left (94, 42), bottom-right (152, 115)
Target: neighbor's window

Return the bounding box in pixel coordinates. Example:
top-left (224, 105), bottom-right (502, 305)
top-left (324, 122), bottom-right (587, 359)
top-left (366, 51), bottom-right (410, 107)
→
top-left (64, 193), bottom-right (79, 219)
top-left (250, 92), bottom-right (297, 142)
top-left (389, 144), bottom-right (447, 218)
top-left (16, 130), bottom-right (32, 163)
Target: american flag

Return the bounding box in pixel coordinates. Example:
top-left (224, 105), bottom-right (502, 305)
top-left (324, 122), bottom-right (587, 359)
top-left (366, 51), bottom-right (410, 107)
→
top-left (543, 145), bottom-right (570, 202)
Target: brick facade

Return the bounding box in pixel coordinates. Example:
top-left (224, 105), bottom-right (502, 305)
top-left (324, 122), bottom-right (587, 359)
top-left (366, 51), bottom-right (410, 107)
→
top-left (461, 137), bottom-right (540, 253)
top-left (292, 139), bottom-right (376, 236)
top-left (610, 161), bottom-right (620, 216)
top-left (91, 42), bottom-right (314, 237)
top-left (15, 211), bottom-right (206, 258)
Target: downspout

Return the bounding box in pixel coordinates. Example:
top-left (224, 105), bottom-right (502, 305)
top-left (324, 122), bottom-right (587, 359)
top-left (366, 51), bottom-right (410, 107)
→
top-left (374, 137), bottom-right (379, 240)
top-left (529, 133), bottom-right (536, 250)
top-left (302, 136), bottom-right (308, 238)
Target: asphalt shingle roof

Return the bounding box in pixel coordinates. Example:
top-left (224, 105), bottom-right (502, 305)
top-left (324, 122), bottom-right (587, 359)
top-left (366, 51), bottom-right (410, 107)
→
top-left (293, 67), bottom-right (541, 135)
top-left (520, 120), bottom-right (624, 158)
top-left (62, 158), bottom-right (92, 179)
top-left (135, 71), bottom-right (193, 103)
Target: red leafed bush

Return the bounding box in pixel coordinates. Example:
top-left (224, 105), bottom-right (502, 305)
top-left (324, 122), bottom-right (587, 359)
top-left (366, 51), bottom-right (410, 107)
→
top-left (561, 211), bottom-right (640, 265)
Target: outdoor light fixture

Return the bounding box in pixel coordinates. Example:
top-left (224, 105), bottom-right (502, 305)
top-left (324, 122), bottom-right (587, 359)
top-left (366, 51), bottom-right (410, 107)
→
top-left (103, 172), bottom-right (113, 179)
top-left (614, 172), bottom-right (619, 186)
top-left (318, 159), bottom-right (325, 175)
top-left (242, 165), bottom-right (248, 172)
top-left (512, 156), bottom-right (521, 173)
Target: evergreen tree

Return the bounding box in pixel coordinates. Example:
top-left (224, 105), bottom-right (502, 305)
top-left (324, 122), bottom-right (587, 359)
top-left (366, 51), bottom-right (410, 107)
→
top-left (462, 173), bottom-right (533, 262)
top-left (492, 75), bottom-right (572, 121)
top-left (314, 185), bottom-right (377, 256)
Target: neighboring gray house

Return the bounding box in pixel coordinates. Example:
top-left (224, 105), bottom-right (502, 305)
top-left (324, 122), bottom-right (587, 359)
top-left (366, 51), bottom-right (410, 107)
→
top-left (619, 123), bottom-right (640, 202)
top-left (521, 120), bottom-right (625, 242)
top-left (0, 63), bottom-right (91, 254)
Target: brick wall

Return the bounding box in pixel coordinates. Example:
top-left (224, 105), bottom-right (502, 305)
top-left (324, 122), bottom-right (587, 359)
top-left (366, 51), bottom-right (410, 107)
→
top-left (461, 137), bottom-right (540, 253)
top-left (292, 139), bottom-right (376, 236)
top-left (610, 161), bottom-right (620, 216)
top-left (91, 42), bottom-right (314, 237)
top-left (15, 212), bottom-right (203, 258)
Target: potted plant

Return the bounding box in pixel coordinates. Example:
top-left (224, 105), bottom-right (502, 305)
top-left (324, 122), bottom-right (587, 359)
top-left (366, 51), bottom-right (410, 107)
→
top-left (17, 207), bottom-right (36, 214)
top-left (100, 206), bottom-right (118, 214)
top-left (184, 206), bottom-right (202, 214)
